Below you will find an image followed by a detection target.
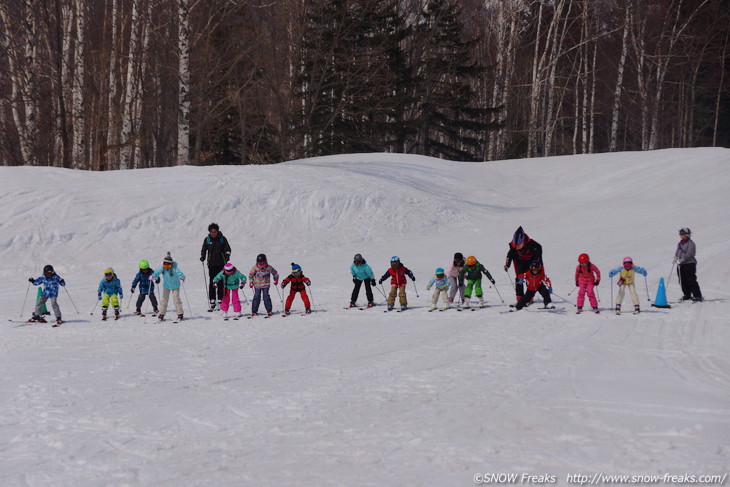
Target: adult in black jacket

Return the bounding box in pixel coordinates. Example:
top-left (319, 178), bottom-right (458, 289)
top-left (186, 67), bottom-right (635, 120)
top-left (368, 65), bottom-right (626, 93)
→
top-left (504, 226), bottom-right (542, 302)
top-left (200, 223), bottom-right (231, 310)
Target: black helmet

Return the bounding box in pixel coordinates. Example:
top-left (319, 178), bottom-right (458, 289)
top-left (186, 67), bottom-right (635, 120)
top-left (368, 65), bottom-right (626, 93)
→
top-left (256, 253), bottom-right (267, 263)
top-left (679, 227), bottom-right (691, 237)
top-left (529, 260), bottom-right (541, 271)
top-left (43, 265), bottom-right (54, 275)
top-left (454, 252), bottom-right (465, 266)
top-left (512, 226), bottom-right (526, 245)
top-left (353, 253), bottom-right (363, 264)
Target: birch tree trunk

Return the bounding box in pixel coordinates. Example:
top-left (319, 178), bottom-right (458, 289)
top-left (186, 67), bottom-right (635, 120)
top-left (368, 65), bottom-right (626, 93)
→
top-left (610, 1), bottom-right (631, 152)
top-left (177, 0), bottom-right (191, 166)
top-left (106, 0), bottom-right (120, 169)
top-left (119, 0), bottom-right (140, 170)
top-left (72, 0), bottom-right (85, 169)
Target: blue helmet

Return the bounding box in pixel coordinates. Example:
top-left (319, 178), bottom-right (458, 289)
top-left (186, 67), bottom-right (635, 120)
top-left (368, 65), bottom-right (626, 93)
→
top-left (435, 268), bottom-right (445, 275)
top-left (390, 256), bottom-right (400, 262)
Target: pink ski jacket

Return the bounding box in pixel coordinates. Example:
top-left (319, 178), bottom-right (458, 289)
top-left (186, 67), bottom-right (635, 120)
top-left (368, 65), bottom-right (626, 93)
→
top-left (575, 263), bottom-right (601, 286)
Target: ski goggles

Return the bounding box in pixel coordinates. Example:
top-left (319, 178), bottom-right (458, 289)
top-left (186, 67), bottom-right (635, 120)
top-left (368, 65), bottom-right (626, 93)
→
top-left (163, 263), bottom-right (172, 268)
top-left (104, 272), bottom-right (113, 277)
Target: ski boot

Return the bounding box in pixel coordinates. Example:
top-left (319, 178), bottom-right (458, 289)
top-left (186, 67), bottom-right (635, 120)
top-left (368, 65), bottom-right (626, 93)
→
top-left (400, 306), bottom-right (407, 311)
top-left (158, 314), bottom-right (165, 322)
top-left (348, 302), bottom-right (357, 308)
top-left (283, 308), bottom-right (290, 316)
top-left (135, 309), bottom-right (142, 316)
top-left (463, 299), bottom-right (471, 309)
top-left (634, 305), bottom-right (640, 314)
top-left (153, 308), bottom-right (159, 316)
top-left (576, 307), bottom-right (583, 314)
top-left (222, 310), bottom-right (229, 319)
top-left (266, 311), bottom-right (272, 317)
top-left (305, 308), bottom-right (311, 314)
top-left (615, 305), bottom-right (621, 315)
top-left (102, 308), bottom-right (108, 321)
top-left (592, 307), bottom-right (600, 314)
top-left (429, 306), bottom-right (436, 311)
top-left (478, 299), bottom-right (485, 307)
top-left (177, 314), bottom-right (184, 321)
top-left (55, 318), bottom-right (63, 325)
top-left (114, 307), bottom-right (120, 320)
top-left (367, 301), bottom-right (375, 308)
top-left (251, 312), bottom-right (258, 317)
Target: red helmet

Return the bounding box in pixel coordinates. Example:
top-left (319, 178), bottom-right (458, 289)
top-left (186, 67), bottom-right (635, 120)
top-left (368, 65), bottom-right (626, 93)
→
top-left (578, 253), bottom-right (590, 264)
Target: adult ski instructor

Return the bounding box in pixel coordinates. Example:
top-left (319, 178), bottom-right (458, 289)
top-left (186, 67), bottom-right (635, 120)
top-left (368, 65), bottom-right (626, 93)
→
top-left (504, 226), bottom-right (542, 304)
top-left (200, 223), bottom-right (232, 311)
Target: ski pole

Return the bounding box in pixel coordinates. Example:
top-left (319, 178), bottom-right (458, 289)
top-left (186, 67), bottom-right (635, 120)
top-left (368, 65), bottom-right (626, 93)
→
top-left (666, 261), bottom-right (676, 288)
top-left (20, 281), bottom-right (31, 317)
top-left (595, 286), bottom-right (600, 303)
top-left (610, 277), bottom-right (614, 310)
top-left (125, 290), bottom-right (134, 310)
top-left (90, 298), bottom-right (100, 315)
top-left (274, 283), bottom-right (284, 309)
top-left (411, 279), bottom-right (420, 298)
top-left (492, 281), bottom-right (504, 304)
top-left (308, 285), bottom-right (316, 310)
top-left (202, 262), bottom-right (210, 305)
top-left (643, 275), bottom-right (651, 301)
top-left (377, 283), bottom-right (388, 299)
top-left (567, 286), bottom-right (578, 296)
top-left (64, 286), bottom-right (80, 314)
top-left (551, 291), bottom-right (576, 307)
top-left (181, 281), bottom-right (193, 316)
top-left (505, 268), bottom-right (516, 291)
top-left (240, 286), bottom-right (249, 304)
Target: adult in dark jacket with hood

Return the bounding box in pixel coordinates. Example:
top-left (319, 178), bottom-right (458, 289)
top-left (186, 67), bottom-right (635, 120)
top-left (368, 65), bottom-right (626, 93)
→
top-left (504, 226), bottom-right (542, 302)
top-left (200, 222), bottom-right (232, 310)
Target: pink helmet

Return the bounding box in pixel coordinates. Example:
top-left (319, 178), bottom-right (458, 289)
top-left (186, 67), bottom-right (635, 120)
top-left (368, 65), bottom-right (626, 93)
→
top-left (623, 257), bottom-right (633, 268)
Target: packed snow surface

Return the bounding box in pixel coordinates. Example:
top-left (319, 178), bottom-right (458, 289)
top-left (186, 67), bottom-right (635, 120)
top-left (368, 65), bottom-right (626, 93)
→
top-left (1, 148), bottom-right (729, 486)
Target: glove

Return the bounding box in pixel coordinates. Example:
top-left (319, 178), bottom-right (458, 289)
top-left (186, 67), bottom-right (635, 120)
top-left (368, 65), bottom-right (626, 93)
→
top-left (503, 265), bottom-right (509, 272)
top-left (517, 278), bottom-right (524, 284)
top-left (426, 286), bottom-right (431, 290)
top-left (370, 279), bottom-right (376, 286)
top-left (29, 277), bottom-right (35, 283)
top-left (180, 278), bottom-right (185, 283)
top-left (249, 282), bottom-right (253, 288)
top-left (119, 292), bottom-right (123, 300)
top-left (575, 281), bottom-right (579, 287)
top-left (200, 256), bottom-right (205, 262)
top-left (239, 283), bottom-right (244, 289)
top-left (548, 286), bottom-right (553, 294)
top-left (212, 282), bottom-right (217, 287)
top-left (617, 279), bottom-right (624, 286)
top-left (411, 276), bottom-right (416, 282)
top-left (353, 277), bottom-right (357, 284)
top-left (594, 280), bottom-right (600, 286)
top-left (378, 278), bottom-right (385, 285)
top-left (59, 279), bottom-right (65, 286)
top-left (490, 278), bottom-right (496, 285)
top-left (155, 278), bottom-right (160, 284)
top-left (274, 280), bottom-right (278, 286)
top-left (130, 288), bottom-right (135, 294)
top-left (306, 281), bottom-right (311, 286)
top-left (97, 293), bottom-right (102, 300)
top-left (281, 282), bottom-right (286, 288)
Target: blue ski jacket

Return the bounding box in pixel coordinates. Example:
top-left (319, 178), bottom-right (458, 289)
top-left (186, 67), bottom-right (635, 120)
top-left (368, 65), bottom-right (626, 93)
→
top-left (32, 274), bottom-right (65, 298)
top-left (132, 270), bottom-right (156, 294)
top-left (153, 262), bottom-right (186, 290)
top-left (98, 275), bottom-right (123, 296)
top-left (427, 276), bottom-right (451, 291)
top-left (350, 260), bottom-right (375, 281)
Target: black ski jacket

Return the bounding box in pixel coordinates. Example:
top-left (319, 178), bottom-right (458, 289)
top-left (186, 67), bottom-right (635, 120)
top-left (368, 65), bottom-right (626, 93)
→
top-left (201, 233), bottom-right (231, 267)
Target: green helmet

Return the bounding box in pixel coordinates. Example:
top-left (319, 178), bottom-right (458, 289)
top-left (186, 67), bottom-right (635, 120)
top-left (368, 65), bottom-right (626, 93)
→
top-left (139, 259), bottom-right (150, 270)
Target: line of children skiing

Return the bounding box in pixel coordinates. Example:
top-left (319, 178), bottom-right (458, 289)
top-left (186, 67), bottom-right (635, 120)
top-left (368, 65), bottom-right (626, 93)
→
top-left (32, 225), bottom-right (710, 322)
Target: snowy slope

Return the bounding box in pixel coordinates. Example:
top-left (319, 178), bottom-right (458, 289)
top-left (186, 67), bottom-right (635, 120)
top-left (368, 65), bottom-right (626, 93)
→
top-left (1, 148), bottom-right (729, 486)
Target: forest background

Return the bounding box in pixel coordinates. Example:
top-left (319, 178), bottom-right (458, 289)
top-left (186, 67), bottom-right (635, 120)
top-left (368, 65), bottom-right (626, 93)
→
top-left (1, 0), bottom-right (728, 169)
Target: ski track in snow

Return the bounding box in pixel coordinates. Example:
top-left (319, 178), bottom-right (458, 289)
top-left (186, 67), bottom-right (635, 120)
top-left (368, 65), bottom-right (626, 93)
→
top-left (1, 149), bottom-right (729, 486)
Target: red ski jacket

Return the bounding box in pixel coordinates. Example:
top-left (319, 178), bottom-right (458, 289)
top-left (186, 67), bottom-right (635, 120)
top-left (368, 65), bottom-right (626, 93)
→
top-left (379, 265), bottom-right (415, 287)
top-left (524, 268), bottom-right (551, 292)
top-left (282, 274), bottom-right (311, 292)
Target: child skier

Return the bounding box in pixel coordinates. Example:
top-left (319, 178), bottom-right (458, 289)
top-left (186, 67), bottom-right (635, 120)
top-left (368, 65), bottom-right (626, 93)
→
top-left (378, 256), bottom-right (416, 311)
top-left (514, 260), bottom-right (552, 311)
top-left (281, 263), bottom-right (312, 315)
top-left (458, 256), bottom-right (495, 308)
top-left (98, 267), bottom-right (123, 320)
top-left (248, 253), bottom-right (279, 317)
top-left (131, 259), bottom-right (158, 316)
top-left (28, 265), bottom-right (65, 324)
top-left (504, 226), bottom-right (543, 303)
top-left (349, 253), bottom-right (376, 308)
top-left (608, 257), bottom-right (648, 314)
top-left (212, 262), bottom-right (247, 318)
top-left (426, 268), bottom-right (451, 310)
top-left (575, 253), bottom-right (601, 313)
top-left (153, 252), bottom-right (186, 321)
top-left (446, 252), bottom-right (466, 305)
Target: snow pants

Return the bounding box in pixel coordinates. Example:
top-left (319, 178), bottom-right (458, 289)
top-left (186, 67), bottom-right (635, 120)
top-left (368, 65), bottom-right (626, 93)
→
top-left (221, 288), bottom-right (241, 313)
top-left (515, 285), bottom-right (551, 310)
top-left (101, 293), bottom-right (120, 309)
top-left (252, 287), bottom-right (272, 313)
top-left (387, 285), bottom-right (407, 308)
top-left (464, 279), bottom-right (483, 299)
top-left (285, 289), bottom-right (311, 310)
top-left (448, 276), bottom-right (465, 303)
top-left (160, 288), bottom-right (183, 316)
top-left (513, 262), bottom-right (531, 299)
top-left (616, 283), bottom-right (639, 306)
top-left (135, 292), bottom-right (158, 312)
top-left (35, 295), bottom-right (61, 319)
top-left (431, 287), bottom-right (448, 306)
top-left (350, 279), bottom-right (374, 304)
top-left (577, 282), bottom-right (598, 308)
top-left (678, 263), bottom-right (702, 300)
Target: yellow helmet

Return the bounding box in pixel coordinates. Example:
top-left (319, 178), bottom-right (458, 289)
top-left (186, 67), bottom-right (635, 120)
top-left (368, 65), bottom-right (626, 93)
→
top-left (104, 267), bottom-right (114, 278)
top-left (466, 256), bottom-right (477, 265)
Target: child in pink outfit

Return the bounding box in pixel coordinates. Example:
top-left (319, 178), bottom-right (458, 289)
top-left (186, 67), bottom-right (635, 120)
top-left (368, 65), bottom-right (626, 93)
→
top-left (212, 263), bottom-right (247, 318)
top-left (575, 253), bottom-right (601, 313)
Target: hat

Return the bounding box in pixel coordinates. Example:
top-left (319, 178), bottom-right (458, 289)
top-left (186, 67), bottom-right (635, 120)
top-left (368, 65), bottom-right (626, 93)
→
top-left (291, 262), bottom-right (302, 273)
top-left (679, 228), bottom-right (691, 236)
top-left (163, 252), bottom-right (173, 265)
top-left (435, 268), bottom-right (445, 275)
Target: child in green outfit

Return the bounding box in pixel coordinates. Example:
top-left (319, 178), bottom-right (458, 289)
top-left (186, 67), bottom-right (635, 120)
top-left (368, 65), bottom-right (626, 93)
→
top-left (458, 255), bottom-right (495, 308)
